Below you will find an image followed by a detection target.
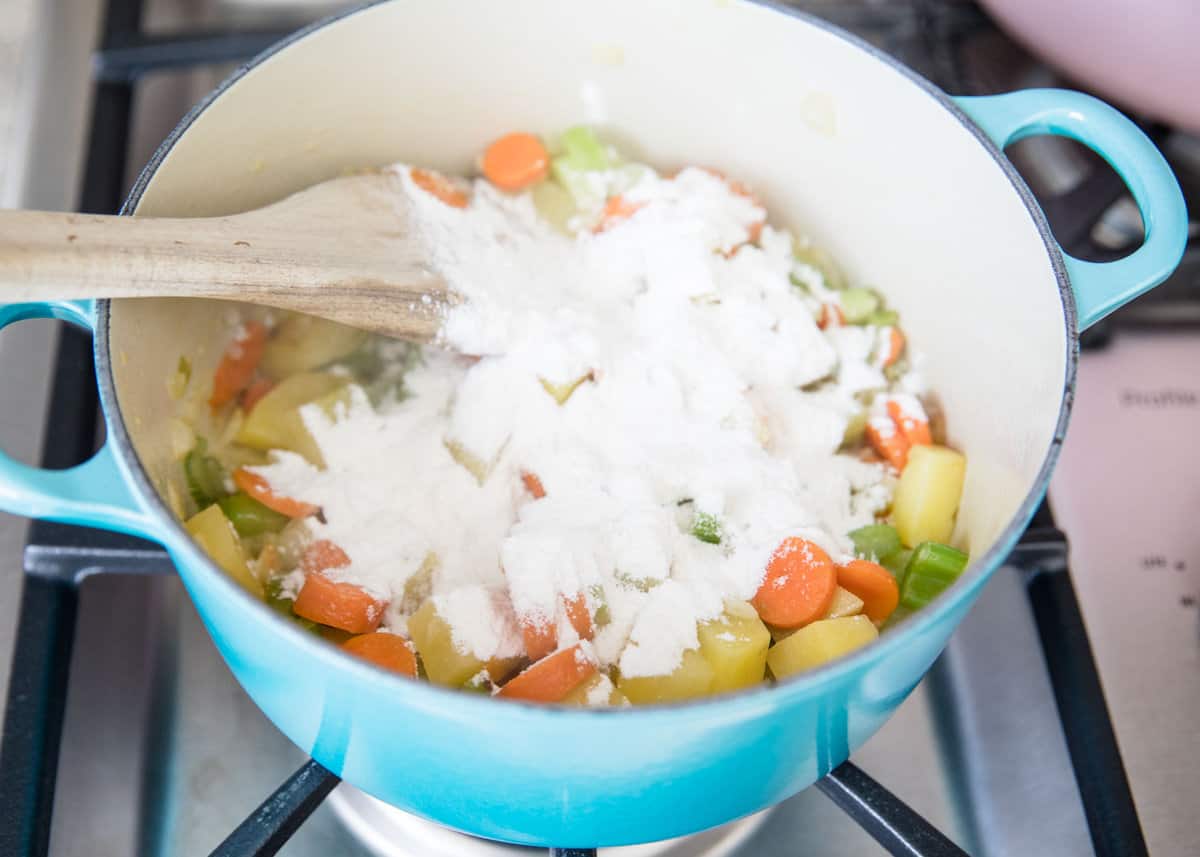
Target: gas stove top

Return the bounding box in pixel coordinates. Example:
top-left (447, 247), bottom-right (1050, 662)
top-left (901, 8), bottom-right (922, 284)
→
top-left (0, 1), bottom-right (1196, 856)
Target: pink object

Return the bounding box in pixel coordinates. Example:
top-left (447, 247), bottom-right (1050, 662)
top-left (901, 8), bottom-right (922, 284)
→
top-left (979, 0), bottom-right (1200, 134)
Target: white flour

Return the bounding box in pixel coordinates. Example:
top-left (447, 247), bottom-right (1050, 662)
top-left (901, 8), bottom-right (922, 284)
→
top-left (255, 165), bottom-right (899, 679)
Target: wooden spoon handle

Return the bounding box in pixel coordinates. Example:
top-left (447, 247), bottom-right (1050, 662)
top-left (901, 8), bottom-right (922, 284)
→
top-left (0, 209), bottom-right (448, 341)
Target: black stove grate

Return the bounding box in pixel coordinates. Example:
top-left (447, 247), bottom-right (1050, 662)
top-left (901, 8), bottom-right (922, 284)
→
top-left (0, 1), bottom-right (1147, 856)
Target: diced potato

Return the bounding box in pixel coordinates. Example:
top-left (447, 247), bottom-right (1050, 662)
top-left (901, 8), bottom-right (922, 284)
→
top-left (767, 616), bottom-right (878, 679)
top-left (260, 314), bottom-right (368, 378)
top-left (891, 444), bottom-right (966, 547)
top-left (235, 372), bottom-right (346, 467)
top-left (531, 180), bottom-right (577, 234)
top-left (562, 673), bottom-right (629, 707)
top-left (696, 601), bottom-right (770, 693)
top-left (824, 586), bottom-right (865, 619)
top-left (185, 504), bottom-right (262, 598)
top-left (617, 648), bottom-right (715, 704)
top-left (408, 600), bottom-right (484, 687)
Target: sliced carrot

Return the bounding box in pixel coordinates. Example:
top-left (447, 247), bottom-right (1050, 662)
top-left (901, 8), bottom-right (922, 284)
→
top-left (563, 592), bottom-right (593, 641)
top-left (294, 542), bottom-right (386, 633)
top-left (837, 559), bottom-right (900, 624)
top-left (233, 468), bottom-right (318, 518)
top-left (411, 167), bottom-right (469, 208)
top-left (482, 132), bottom-right (549, 192)
top-left (521, 615), bottom-right (557, 662)
top-left (593, 195), bottom-right (644, 233)
top-left (881, 327), bottom-right (906, 368)
top-left (301, 539), bottom-right (351, 573)
top-left (521, 471), bottom-right (546, 499)
top-left (694, 167), bottom-right (766, 249)
top-left (342, 631), bottom-right (418, 677)
top-left (240, 377), bottom-right (275, 413)
top-left (209, 321), bottom-right (267, 409)
top-left (818, 304), bottom-right (845, 330)
top-left (751, 537), bottom-right (838, 629)
top-left (497, 644), bottom-right (597, 703)
top-left (865, 416), bottom-right (910, 470)
top-left (886, 399), bottom-right (932, 448)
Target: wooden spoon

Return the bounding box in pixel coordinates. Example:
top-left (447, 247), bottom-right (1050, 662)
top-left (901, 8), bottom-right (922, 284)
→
top-left (0, 171), bottom-right (453, 342)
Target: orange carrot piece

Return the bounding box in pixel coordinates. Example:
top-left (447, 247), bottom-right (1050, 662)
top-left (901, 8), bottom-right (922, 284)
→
top-left (751, 537), bottom-right (838, 629)
top-left (836, 559), bottom-right (900, 624)
top-left (342, 631), bottom-right (418, 677)
top-left (233, 468), bottom-right (318, 518)
top-left (497, 644), bottom-right (597, 703)
top-left (294, 542), bottom-right (386, 633)
top-left (240, 377), bottom-right (275, 413)
top-left (301, 539), bottom-right (351, 573)
top-left (521, 471), bottom-right (546, 499)
top-left (880, 327), bottom-right (906, 368)
top-left (482, 132), bottom-right (549, 192)
top-left (521, 617), bottom-right (557, 662)
top-left (865, 416), bottom-right (910, 470)
top-left (593, 195), bottom-right (644, 233)
top-left (886, 400), bottom-right (932, 448)
top-left (411, 167), bottom-right (469, 208)
top-left (209, 321), bottom-right (267, 409)
top-left (818, 304), bottom-right (845, 330)
top-left (563, 592), bottom-right (593, 641)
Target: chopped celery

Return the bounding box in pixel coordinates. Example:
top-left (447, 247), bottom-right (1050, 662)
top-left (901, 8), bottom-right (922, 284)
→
top-left (167, 356), bottom-right (191, 400)
top-left (539, 372), bottom-right (592, 405)
top-left (690, 511), bottom-right (722, 545)
top-left (899, 542), bottom-right (969, 609)
top-left (793, 241), bottom-right (847, 290)
top-left (588, 583), bottom-right (611, 627)
top-left (865, 309), bottom-right (899, 327)
top-left (217, 492), bottom-right (289, 537)
top-left (848, 524), bottom-right (902, 564)
top-left (559, 126), bottom-right (611, 171)
top-left (183, 439), bottom-right (227, 508)
top-left (882, 548), bottom-right (912, 580)
top-left (840, 410), bottom-right (868, 449)
top-left (840, 288), bottom-right (881, 324)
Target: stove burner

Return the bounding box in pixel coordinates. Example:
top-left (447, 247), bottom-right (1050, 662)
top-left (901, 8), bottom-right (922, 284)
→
top-left (327, 785), bottom-right (770, 857)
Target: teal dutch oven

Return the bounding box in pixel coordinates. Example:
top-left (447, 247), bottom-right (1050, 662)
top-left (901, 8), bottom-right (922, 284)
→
top-left (0, 0), bottom-right (1187, 848)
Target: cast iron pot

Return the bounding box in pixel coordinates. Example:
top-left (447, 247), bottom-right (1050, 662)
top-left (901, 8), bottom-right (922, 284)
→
top-left (0, 0), bottom-right (1186, 847)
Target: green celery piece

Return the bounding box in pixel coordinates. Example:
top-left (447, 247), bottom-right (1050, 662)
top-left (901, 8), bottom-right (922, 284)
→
top-left (691, 512), bottom-right (722, 545)
top-left (840, 411), bottom-right (868, 450)
top-left (865, 308), bottom-right (900, 327)
top-left (217, 492), bottom-right (289, 537)
top-left (559, 126), bottom-right (611, 170)
top-left (589, 583), bottom-right (611, 627)
top-left (849, 524), bottom-right (902, 563)
top-left (883, 548), bottom-right (912, 580)
top-left (840, 288), bottom-right (882, 324)
top-left (900, 542), bottom-right (969, 609)
top-left (183, 439), bottom-right (227, 509)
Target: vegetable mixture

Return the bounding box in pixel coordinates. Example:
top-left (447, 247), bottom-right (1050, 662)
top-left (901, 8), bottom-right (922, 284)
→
top-left (172, 127), bottom-right (969, 707)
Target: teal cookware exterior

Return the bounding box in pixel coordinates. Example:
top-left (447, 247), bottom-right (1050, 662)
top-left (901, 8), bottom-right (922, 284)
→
top-left (0, 2), bottom-right (1186, 847)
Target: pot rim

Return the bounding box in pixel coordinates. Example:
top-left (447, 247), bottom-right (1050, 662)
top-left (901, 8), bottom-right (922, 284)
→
top-left (94, 0), bottom-right (1077, 717)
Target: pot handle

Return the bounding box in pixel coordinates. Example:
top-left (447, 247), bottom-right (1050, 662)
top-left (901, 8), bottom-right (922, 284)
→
top-left (955, 89), bottom-right (1188, 330)
top-left (0, 300), bottom-right (164, 540)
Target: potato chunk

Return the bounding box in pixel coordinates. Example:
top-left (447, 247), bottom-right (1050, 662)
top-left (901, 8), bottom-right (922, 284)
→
top-left (617, 649), bottom-right (714, 704)
top-left (766, 615), bottom-right (878, 679)
top-left (235, 372), bottom-right (346, 467)
top-left (185, 504), bottom-right (262, 597)
top-left (696, 601), bottom-right (770, 693)
top-left (408, 600), bottom-right (485, 687)
top-left (261, 314), bottom-right (368, 378)
top-left (891, 444), bottom-right (966, 547)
